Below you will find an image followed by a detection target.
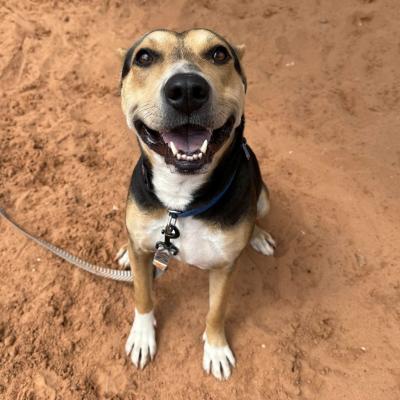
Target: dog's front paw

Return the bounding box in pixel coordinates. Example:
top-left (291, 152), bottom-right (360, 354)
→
top-left (250, 225), bottom-right (276, 256)
top-left (202, 333), bottom-right (235, 380)
top-left (125, 309), bottom-right (157, 369)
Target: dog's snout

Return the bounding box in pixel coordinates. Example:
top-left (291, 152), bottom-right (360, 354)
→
top-left (164, 73), bottom-right (210, 114)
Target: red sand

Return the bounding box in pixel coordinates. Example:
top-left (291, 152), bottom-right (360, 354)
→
top-left (1, 1), bottom-right (400, 399)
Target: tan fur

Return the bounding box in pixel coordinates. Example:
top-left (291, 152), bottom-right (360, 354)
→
top-left (125, 194), bottom-right (166, 253)
top-left (117, 47), bottom-right (127, 59)
top-left (121, 29), bottom-right (245, 140)
top-left (235, 44), bottom-right (246, 59)
top-left (206, 264), bottom-right (237, 346)
top-left (127, 241), bottom-right (154, 314)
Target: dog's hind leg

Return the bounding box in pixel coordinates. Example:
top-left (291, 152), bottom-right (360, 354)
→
top-left (125, 241), bottom-right (157, 369)
top-left (250, 185), bottom-right (276, 256)
top-left (250, 225), bottom-right (276, 256)
top-left (203, 264), bottom-right (236, 380)
top-left (115, 243), bottom-right (130, 269)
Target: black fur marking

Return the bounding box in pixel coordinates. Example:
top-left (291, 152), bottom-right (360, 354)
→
top-left (121, 45), bottom-right (136, 83)
top-left (128, 155), bottom-right (162, 211)
top-left (186, 117), bottom-right (259, 225)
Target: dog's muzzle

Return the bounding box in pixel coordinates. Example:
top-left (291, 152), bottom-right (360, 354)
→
top-left (134, 72), bottom-right (235, 174)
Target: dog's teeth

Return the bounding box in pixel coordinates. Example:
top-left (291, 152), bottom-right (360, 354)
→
top-left (169, 141), bottom-right (178, 156)
top-left (181, 154), bottom-right (187, 160)
top-left (192, 154), bottom-right (198, 160)
top-left (187, 156), bottom-right (193, 161)
top-left (177, 153), bottom-right (182, 160)
top-left (198, 152), bottom-right (203, 159)
top-left (200, 140), bottom-right (208, 154)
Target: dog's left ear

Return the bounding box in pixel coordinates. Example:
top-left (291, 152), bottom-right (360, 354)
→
top-left (234, 44), bottom-right (246, 60)
top-left (120, 46), bottom-right (136, 86)
top-left (117, 47), bottom-right (127, 59)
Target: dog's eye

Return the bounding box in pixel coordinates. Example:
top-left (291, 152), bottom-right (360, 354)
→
top-left (135, 49), bottom-right (154, 67)
top-left (212, 46), bottom-right (230, 65)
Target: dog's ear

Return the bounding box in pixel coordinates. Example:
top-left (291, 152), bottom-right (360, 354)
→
top-left (229, 43), bottom-right (247, 91)
top-left (117, 47), bottom-right (127, 59)
top-left (234, 44), bottom-right (246, 60)
top-left (120, 46), bottom-right (135, 85)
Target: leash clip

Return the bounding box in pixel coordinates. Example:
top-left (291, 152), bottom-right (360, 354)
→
top-left (153, 210), bottom-right (181, 271)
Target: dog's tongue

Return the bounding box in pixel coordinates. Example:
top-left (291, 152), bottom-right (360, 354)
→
top-left (162, 126), bottom-right (212, 153)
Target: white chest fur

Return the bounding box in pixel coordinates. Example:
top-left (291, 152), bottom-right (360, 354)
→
top-left (137, 214), bottom-right (242, 269)
top-left (151, 153), bottom-right (210, 211)
top-left (129, 154), bottom-right (248, 269)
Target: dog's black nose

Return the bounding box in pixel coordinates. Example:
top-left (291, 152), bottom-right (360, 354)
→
top-left (164, 73), bottom-right (210, 114)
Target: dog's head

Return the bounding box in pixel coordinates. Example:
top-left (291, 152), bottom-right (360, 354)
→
top-left (120, 29), bottom-right (246, 174)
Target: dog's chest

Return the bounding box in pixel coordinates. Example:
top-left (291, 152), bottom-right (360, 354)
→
top-left (137, 216), bottom-right (237, 269)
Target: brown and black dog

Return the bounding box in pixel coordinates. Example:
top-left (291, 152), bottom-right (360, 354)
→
top-left (116, 29), bottom-right (275, 380)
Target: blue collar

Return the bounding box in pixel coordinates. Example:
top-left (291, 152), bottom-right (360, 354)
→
top-left (168, 170), bottom-right (237, 219)
top-left (168, 138), bottom-right (250, 220)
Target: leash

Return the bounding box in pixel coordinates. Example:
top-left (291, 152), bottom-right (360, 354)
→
top-left (0, 139), bottom-right (251, 282)
top-left (0, 207), bottom-right (134, 282)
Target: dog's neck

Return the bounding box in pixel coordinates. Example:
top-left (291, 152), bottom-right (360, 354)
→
top-left (151, 158), bottom-right (212, 211)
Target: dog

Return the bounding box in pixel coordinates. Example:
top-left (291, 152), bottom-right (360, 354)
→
top-left (116, 29), bottom-right (276, 380)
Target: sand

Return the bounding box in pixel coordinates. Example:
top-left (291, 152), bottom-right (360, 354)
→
top-left (1, 0), bottom-right (400, 399)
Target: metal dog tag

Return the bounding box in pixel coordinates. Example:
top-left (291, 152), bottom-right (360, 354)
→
top-left (153, 247), bottom-right (171, 271)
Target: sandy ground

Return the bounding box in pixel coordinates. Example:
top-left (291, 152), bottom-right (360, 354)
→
top-left (1, 0), bottom-right (400, 399)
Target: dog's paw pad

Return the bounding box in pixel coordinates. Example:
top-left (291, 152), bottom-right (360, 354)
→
top-left (202, 333), bottom-right (235, 380)
top-left (115, 246), bottom-right (130, 269)
top-left (126, 310), bottom-right (157, 369)
top-left (250, 227), bottom-right (276, 256)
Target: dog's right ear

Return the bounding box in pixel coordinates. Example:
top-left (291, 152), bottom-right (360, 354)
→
top-left (234, 44), bottom-right (246, 60)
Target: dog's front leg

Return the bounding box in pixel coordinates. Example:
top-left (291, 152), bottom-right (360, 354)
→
top-left (203, 264), bottom-right (237, 380)
top-left (125, 240), bottom-right (156, 369)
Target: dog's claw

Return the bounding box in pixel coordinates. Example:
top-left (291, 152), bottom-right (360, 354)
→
top-left (250, 226), bottom-right (276, 256)
top-left (202, 333), bottom-right (235, 380)
top-left (115, 245), bottom-right (131, 269)
top-left (126, 310), bottom-right (157, 370)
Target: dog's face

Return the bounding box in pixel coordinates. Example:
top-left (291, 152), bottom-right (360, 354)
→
top-left (120, 29), bottom-right (246, 174)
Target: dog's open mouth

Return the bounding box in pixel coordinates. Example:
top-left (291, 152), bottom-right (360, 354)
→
top-left (134, 116), bottom-right (235, 173)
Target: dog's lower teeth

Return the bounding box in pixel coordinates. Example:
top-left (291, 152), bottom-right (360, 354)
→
top-left (175, 151), bottom-right (203, 162)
